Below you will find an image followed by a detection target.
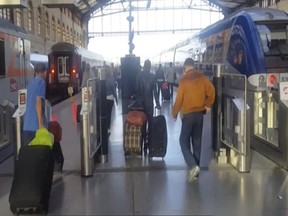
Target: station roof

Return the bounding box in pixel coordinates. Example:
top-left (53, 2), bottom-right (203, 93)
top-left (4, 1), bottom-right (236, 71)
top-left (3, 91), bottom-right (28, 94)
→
top-left (206, 0), bottom-right (251, 13)
top-left (76, 0), bottom-right (250, 19)
top-left (76, 0), bottom-right (110, 17)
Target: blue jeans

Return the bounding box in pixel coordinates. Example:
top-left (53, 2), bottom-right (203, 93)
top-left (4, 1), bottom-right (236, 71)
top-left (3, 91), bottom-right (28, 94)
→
top-left (179, 111), bottom-right (204, 169)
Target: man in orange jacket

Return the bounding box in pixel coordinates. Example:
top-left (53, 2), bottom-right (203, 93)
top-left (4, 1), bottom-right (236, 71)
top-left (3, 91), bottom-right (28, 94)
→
top-left (172, 58), bottom-right (215, 182)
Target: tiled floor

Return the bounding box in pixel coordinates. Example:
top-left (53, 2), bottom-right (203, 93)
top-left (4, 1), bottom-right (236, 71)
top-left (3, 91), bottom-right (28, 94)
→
top-left (0, 93), bottom-right (287, 216)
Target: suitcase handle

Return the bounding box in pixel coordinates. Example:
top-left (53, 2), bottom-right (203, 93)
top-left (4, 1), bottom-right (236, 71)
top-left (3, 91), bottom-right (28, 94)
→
top-left (154, 106), bottom-right (161, 116)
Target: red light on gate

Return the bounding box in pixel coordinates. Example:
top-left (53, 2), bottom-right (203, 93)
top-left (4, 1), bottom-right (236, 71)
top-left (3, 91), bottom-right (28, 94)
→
top-left (269, 74), bottom-right (277, 85)
top-left (51, 69), bottom-right (55, 74)
top-left (72, 69), bottom-right (76, 74)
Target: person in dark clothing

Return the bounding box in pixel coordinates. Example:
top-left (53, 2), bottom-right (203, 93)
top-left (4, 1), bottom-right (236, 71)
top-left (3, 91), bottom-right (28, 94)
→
top-left (79, 61), bottom-right (86, 88)
top-left (106, 67), bottom-right (118, 134)
top-left (155, 64), bottom-right (165, 101)
top-left (135, 59), bottom-right (160, 154)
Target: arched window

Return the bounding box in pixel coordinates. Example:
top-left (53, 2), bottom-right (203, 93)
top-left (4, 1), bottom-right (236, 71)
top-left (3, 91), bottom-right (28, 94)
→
top-left (62, 23), bottom-right (66, 41)
top-left (37, 7), bottom-right (42, 36)
top-left (76, 32), bottom-right (79, 45)
top-left (74, 30), bottom-right (76, 43)
top-left (16, 9), bottom-right (24, 27)
top-left (57, 20), bottom-right (61, 41)
top-left (52, 17), bottom-right (56, 41)
top-left (28, 1), bottom-right (34, 32)
top-left (0, 9), bottom-right (10, 20)
top-left (70, 28), bottom-right (73, 43)
top-left (45, 12), bottom-right (49, 38)
top-left (66, 26), bottom-right (69, 42)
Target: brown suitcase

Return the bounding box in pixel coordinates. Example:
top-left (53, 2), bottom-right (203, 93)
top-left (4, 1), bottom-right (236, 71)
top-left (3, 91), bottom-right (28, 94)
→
top-left (123, 122), bottom-right (145, 156)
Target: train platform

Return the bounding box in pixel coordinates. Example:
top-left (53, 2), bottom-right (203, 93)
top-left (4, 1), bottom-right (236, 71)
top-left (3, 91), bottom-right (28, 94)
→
top-left (0, 93), bottom-right (288, 216)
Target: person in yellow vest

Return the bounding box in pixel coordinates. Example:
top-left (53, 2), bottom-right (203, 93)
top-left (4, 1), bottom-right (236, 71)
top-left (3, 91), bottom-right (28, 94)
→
top-left (172, 58), bottom-right (215, 182)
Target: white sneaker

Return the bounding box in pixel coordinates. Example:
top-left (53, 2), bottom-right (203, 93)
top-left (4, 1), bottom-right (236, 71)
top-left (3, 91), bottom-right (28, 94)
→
top-left (188, 166), bottom-right (200, 182)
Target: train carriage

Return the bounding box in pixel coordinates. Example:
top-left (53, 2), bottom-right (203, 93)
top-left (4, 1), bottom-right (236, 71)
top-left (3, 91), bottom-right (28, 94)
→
top-left (155, 7), bottom-right (288, 169)
top-left (47, 42), bottom-right (104, 95)
top-left (0, 17), bottom-right (32, 105)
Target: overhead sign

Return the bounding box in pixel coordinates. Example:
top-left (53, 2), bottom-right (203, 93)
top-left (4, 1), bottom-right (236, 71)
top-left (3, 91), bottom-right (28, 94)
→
top-left (0, 0), bottom-right (28, 8)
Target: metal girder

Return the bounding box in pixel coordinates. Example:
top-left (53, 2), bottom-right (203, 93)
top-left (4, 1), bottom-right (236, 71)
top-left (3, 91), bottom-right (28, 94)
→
top-left (67, 0), bottom-right (253, 21)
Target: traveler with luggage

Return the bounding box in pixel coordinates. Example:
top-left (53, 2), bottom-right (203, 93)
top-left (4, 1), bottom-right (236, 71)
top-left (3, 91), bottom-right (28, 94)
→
top-left (172, 58), bottom-right (215, 182)
top-left (135, 59), bottom-right (160, 154)
top-left (22, 63), bottom-right (47, 146)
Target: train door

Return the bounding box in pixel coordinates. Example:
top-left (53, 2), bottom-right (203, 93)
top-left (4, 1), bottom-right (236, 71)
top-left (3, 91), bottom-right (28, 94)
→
top-left (57, 56), bottom-right (71, 84)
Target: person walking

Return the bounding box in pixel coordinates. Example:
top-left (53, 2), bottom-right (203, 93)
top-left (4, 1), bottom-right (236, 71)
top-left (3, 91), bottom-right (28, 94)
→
top-left (165, 62), bottom-right (176, 100)
top-left (172, 58), bottom-right (215, 182)
top-left (106, 67), bottom-right (118, 135)
top-left (135, 59), bottom-right (160, 153)
top-left (155, 64), bottom-right (165, 101)
top-left (22, 63), bottom-right (47, 146)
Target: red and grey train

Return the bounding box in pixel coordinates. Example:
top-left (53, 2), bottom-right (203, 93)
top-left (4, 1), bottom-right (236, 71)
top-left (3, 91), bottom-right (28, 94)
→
top-left (47, 42), bottom-right (105, 95)
top-left (0, 17), bottom-right (33, 105)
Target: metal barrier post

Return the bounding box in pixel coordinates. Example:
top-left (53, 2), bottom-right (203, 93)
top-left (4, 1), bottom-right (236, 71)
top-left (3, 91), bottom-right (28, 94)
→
top-left (98, 68), bottom-right (108, 163)
top-left (212, 64), bottom-right (223, 154)
top-left (80, 87), bottom-right (94, 177)
top-left (12, 89), bottom-right (27, 159)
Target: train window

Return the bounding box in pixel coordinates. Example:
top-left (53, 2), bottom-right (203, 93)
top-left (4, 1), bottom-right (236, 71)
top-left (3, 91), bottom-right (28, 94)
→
top-left (58, 57), bottom-right (63, 75)
top-left (205, 46), bottom-right (214, 63)
top-left (0, 39), bottom-right (5, 77)
top-left (213, 43), bottom-right (224, 63)
top-left (65, 57), bottom-right (70, 75)
top-left (257, 23), bottom-right (288, 56)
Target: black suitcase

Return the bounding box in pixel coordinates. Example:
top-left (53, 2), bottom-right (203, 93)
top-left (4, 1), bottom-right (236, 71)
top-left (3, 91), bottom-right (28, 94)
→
top-left (149, 115), bottom-right (167, 157)
top-left (161, 82), bottom-right (170, 101)
top-left (9, 146), bottom-right (54, 215)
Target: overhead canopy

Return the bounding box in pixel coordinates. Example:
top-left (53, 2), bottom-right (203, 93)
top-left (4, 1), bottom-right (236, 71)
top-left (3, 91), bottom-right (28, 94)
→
top-left (43, 0), bottom-right (251, 20)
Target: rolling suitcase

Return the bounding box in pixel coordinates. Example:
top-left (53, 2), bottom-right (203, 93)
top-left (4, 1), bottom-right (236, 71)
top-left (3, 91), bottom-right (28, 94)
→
top-left (123, 122), bottom-right (145, 156)
top-left (161, 82), bottom-right (170, 101)
top-left (9, 146), bottom-right (54, 215)
top-left (149, 115), bottom-right (167, 158)
top-left (48, 121), bottom-right (64, 173)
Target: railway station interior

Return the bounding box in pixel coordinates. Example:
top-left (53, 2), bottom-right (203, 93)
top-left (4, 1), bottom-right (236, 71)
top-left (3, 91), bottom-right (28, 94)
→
top-left (2, 0), bottom-right (288, 215)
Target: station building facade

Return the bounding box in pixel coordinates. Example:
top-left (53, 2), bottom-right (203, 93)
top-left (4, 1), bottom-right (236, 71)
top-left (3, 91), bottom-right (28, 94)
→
top-left (0, 0), bottom-right (88, 54)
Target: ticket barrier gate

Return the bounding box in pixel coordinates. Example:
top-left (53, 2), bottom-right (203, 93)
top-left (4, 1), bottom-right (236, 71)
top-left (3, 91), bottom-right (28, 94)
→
top-left (80, 68), bottom-right (108, 177)
top-left (251, 81), bottom-right (288, 169)
top-left (212, 65), bottom-right (251, 173)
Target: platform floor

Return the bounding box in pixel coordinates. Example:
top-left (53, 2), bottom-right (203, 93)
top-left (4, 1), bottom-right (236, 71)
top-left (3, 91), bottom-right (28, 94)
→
top-left (0, 93), bottom-right (288, 216)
